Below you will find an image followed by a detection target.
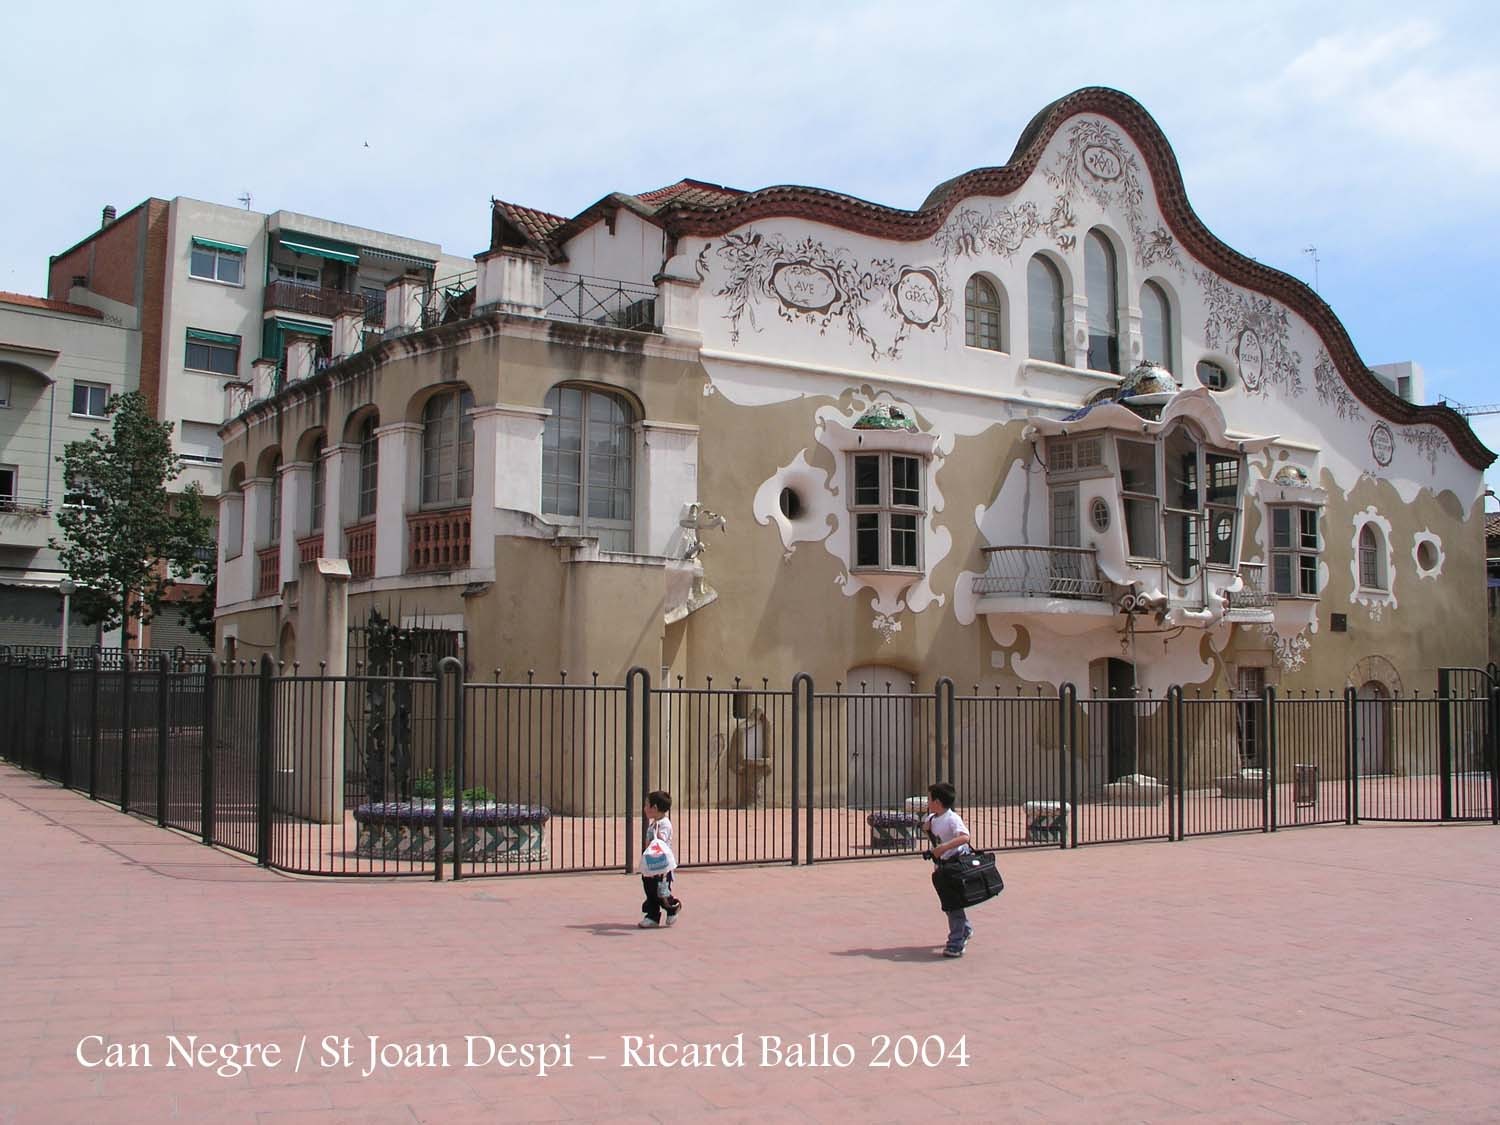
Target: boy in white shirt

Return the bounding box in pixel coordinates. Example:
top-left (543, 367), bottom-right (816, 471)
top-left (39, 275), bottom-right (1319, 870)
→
top-left (638, 790), bottom-right (682, 928)
top-left (923, 781), bottom-right (974, 958)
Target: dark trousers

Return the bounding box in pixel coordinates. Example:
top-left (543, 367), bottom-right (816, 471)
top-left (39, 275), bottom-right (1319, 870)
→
top-left (641, 875), bottom-right (680, 921)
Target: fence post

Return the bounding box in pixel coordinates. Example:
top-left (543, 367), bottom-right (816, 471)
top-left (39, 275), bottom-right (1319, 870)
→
top-left (1344, 685), bottom-right (1358, 824)
top-left (801, 673), bottom-right (815, 866)
top-left (1438, 668), bottom-right (1454, 822)
top-left (792, 673), bottom-right (813, 866)
top-left (256, 655), bottom-right (273, 867)
top-left (1168, 686), bottom-right (1183, 841)
top-left (120, 654), bottom-right (134, 813)
top-left (625, 667), bottom-right (646, 874)
top-left (61, 658), bottom-right (74, 790)
top-left (201, 658), bottom-right (216, 845)
top-left (432, 662), bottom-right (447, 883)
top-left (157, 654), bottom-right (170, 828)
top-left (935, 677), bottom-right (956, 786)
top-left (1490, 685), bottom-right (1500, 827)
top-left (38, 659), bottom-right (52, 780)
top-left (439, 656), bottom-right (465, 881)
top-left (88, 655), bottom-right (101, 800)
top-left (1265, 685), bottom-right (1278, 832)
top-left (625, 666), bottom-right (651, 873)
top-left (1062, 684), bottom-right (1074, 852)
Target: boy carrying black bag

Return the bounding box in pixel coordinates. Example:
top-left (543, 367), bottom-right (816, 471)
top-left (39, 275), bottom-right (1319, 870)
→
top-left (922, 781), bottom-right (1002, 958)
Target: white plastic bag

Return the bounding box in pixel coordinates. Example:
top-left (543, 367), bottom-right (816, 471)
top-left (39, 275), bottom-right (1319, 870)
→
top-left (641, 838), bottom-right (676, 875)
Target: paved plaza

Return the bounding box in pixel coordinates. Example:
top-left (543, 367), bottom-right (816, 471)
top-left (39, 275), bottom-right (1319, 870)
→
top-left (2, 763), bottom-right (1498, 1123)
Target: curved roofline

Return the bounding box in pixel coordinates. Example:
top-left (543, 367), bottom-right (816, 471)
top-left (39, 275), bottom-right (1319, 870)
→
top-left (654, 86), bottom-right (1493, 471)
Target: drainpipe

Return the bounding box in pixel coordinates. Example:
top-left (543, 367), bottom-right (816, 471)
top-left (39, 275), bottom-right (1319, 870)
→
top-left (45, 381), bottom-right (56, 506)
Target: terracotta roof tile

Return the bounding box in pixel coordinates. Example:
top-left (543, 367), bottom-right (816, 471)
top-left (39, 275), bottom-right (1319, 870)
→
top-left (1486, 513), bottom-right (1500, 539)
top-left (490, 201), bottom-right (568, 257)
top-left (0, 290), bottom-right (104, 319)
top-left (632, 179), bottom-right (745, 211)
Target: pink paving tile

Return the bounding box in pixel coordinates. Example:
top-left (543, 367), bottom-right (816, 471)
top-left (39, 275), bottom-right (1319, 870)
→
top-left (4, 764), bottom-right (1500, 1122)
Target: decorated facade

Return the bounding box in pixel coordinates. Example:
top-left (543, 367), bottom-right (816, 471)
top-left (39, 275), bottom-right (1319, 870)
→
top-left (215, 88), bottom-right (1490, 722)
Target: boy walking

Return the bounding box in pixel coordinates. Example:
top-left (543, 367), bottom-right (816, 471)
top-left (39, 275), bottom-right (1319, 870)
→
top-left (638, 790), bottom-right (682, 928)
top-left (924, 781), bottom-right (974, 958)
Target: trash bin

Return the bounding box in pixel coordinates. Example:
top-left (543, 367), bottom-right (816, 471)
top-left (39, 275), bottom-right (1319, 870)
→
top-left (1294, 763), bottom-right (1318, 807)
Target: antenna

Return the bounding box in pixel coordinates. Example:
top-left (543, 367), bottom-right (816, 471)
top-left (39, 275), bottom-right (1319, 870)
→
top-left (1302, 245), bottom-right (1320, 294)
top-left (237, 192), bottom-right (252, 211)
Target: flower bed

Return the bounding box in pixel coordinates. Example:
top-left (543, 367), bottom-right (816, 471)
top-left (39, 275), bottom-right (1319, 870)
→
top-left (353, 801), bottom-right (551, 861)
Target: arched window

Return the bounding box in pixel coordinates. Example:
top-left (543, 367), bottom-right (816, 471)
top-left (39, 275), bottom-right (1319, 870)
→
top-left (1359, 525), bottom-right (1386, 590)
top-left (267, 454), bottom-right (282, 544)
top-left (1027, 255), bottom-right (1064, 364)
top-left (357, 416), bottom-right (378, 520)
top-left (1141, 281), bottom-right (1172, 373)
top-left (964, 275), bottom-right (1002, 351)
top-left (542, 384), bottom-right (634, 552)
top-left (1085, 230), bottom-right (1119, 373)
top-left (421, 389), bottom-right (474, 507)
top-left (308, 436), bottom-right (326, 531)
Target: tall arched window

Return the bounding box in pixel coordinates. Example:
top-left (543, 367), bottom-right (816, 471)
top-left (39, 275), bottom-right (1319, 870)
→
top-left (308, 436), bottom-right (326, 531)
top-left (1359, 525), bottom-right (1386, 590)
top-left (1141, 280), bottom-right (1172, 373)
top-left (964, 275), bottom-right (1002, 351)
top-left (1085, 230), bottom-right (1119, 373)
top-left (542, 384), bottom-right (634, 552)
top-left (421, 389), bottom-right (474, 507)
top-left (1027, 255), bottom-right (1064, 364)
top-left (357, 415), bottom-right (379, 520)
top-left (267, 454), bottom-right (282, 544)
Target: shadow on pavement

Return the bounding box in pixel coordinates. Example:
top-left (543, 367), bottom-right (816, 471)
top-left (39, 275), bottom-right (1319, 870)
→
top-left (566, 922), bottom-right (649, 938)
top-left (832, 945), bottom-right (946, 963)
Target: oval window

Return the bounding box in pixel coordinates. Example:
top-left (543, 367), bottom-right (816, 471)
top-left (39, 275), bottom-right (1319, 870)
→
top-left (779, 487), bottom-right (803, 520)
top-left (1090, 498), bottom-right (1110, 533)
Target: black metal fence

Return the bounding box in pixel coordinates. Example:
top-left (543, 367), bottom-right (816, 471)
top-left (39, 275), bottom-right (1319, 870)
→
top-left (2, 655), bottom-right (1496, 880)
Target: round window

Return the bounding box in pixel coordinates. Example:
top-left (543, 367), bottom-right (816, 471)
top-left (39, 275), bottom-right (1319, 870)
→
top-left (1196, 360), bottom-right (1230, 392)
top-left (1090, 498), bottom-right (1110, 533)
top-left (779, 487), bottom-right (803, 520)
top-left (1416, 540), bottom-right (1438, 571)
top-left (1214, 514), bottom-right (1233, 543)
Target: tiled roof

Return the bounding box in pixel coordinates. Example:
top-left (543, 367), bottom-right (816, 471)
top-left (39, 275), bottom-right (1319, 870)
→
top-left (489, 201), bottom-right (568, 257)
top-left (1486, 513), bottom-right (1500, 540)
top-left (632, 179), bottom-right (744, 211)
top-left (0, 290), bottom-right (104, 319)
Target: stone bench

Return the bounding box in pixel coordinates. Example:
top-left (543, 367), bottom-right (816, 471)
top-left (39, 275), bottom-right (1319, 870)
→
top-left (353, 801), bottom-right (551, 861)
top-left (1216, 770), bottom-right (1266, 799)
top-left (1022, 800), bottom-right (1070, 842)
top-left (866, 810), bottom-right (923, 849)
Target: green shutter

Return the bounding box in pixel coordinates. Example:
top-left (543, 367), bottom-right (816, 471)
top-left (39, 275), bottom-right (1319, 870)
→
top-left (191, 236), bottom-right (247, 255)
top-left (277, 233), bottom-right (359, 264)
top-left (272, 317), bottom-right (332, 338)
top-left (186, 328), bottom-right (241, 346)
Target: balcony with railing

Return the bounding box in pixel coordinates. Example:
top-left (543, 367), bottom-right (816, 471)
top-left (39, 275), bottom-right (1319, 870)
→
top-left (296, 532), bottom-right (324, 567)
top-left (973, 546), bottom-right (1111, 602)
top-left (345, 521), bottom-right (375, 580)
top-left (543, 270), bottom-right (657, 331)
top-left (1226, 561), bottom-right (1276, 613)
top-left (264, 280), bottom-right (367, 321)
top-left (0, 494), bottom-right (50, 516)
top-left (407, 508), bottom-right (471, 573)
top-left (256, 546), bottom-right (281, 598)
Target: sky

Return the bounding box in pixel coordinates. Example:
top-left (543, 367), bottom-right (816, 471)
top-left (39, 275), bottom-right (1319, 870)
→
top-left (3, 0), bottom-right (1498, 477)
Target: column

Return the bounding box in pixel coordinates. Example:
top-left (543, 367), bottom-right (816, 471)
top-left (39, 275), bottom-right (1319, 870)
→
top-left (1066, 293), bottom-right (1090, 371)
top-left (468, 402), bottom-right (550, 569)
top-left (332, 311), bottom-right (363, 358)
top-left (217, 490), bottom-right (249, 607)
top-left (279, 460), bottom-right (312, 582)
top-left (475, 248), bottom-right (545, 317)
top-left (384, 275), bottom-right (426, 336)
top-left (242, 477), bottom-right (272, 599)
top-left (286, 338), bottom-right (318, 383)
top-left (321, 442), bottom-right (357, 559)
top-left (654, 253), bottom-right (701, 341)
top-left (374, 422), bottom-right (421, 578)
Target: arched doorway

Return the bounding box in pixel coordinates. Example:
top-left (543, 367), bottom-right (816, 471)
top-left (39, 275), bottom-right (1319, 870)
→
top-left (845, 664), bottom-right (915, 808)
top-left (1356, 681), bottom-right (1389, 774)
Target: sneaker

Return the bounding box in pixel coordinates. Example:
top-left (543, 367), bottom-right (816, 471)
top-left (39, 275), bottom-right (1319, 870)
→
top-left (665, 902), bottom-right (681, 927)
top-left (942, 943), bottom-right (965, 959)
top-left (963, 923), bottom-right (973, 942)
top-left (638, 916), bottom-right (660, 928)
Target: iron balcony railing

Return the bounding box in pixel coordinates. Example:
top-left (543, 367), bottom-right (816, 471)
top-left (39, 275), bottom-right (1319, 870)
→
top-left (419, 271), bottom-right (478, 330)
top-left (0, 494), bottom-right (51, 515)
top-left (1228, 562), bottom-right (1276, 610)
top-left (974, 545), bottom-right (1109, 601)
top-left (264, 280), bottom-right (367, 320)
top-left (543, 270), bottom-right (657, 331)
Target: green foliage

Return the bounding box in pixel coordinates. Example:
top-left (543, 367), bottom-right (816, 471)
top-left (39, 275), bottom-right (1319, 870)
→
top-left (50, 391), bottom-right (217, 642)
top-left (409, 771), bottom-right (494, 803)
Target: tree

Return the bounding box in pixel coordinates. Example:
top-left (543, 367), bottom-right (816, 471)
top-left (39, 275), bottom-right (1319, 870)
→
top-left (51, 391), bottom-right (216, 645)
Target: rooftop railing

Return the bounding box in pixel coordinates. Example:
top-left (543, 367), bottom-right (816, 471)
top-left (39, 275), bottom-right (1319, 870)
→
top-left (543, 270), bottom-right (657, 331)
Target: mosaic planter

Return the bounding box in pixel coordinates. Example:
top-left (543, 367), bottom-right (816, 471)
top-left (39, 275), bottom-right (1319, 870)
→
top-left (353, 801), bottom-right (551, 861)
top-left (866, 810), bottom-right (922, 849)
top-left (1022, 800), bottom-right (1070, 842)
